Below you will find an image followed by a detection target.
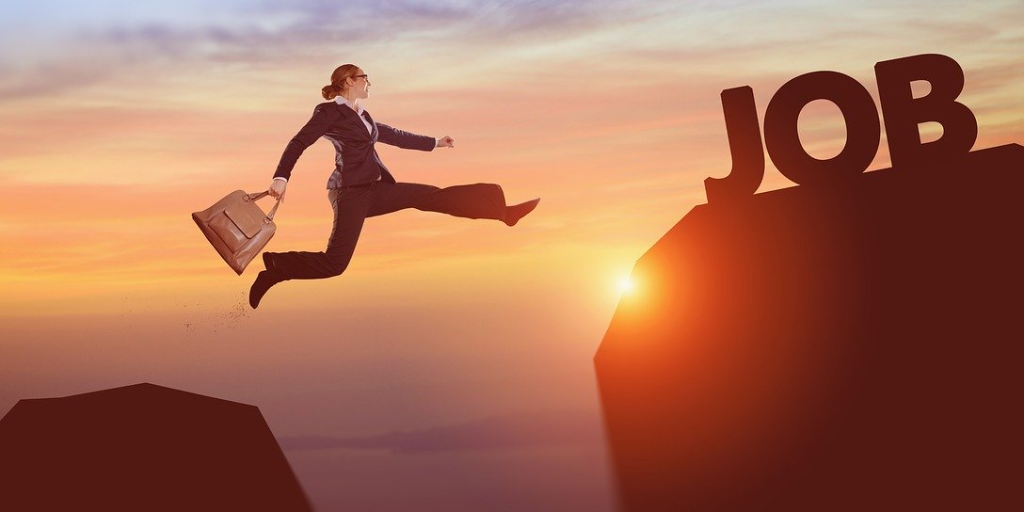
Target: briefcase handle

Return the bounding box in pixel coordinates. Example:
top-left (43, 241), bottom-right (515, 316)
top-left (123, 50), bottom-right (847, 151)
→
top-left (243, 190), bottom-right (283, 222)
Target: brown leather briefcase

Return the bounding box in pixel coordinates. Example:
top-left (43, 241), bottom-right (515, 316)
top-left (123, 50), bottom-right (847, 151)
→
top-left (192, 190), bottom-right (281, 275)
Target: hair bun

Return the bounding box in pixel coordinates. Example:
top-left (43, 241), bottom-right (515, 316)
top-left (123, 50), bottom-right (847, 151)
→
top-left (321, 84), bottom-right (338, 100)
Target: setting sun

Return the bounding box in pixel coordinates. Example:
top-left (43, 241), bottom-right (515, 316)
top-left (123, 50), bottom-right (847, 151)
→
top-left (618, 276), bottom-right (636, 295)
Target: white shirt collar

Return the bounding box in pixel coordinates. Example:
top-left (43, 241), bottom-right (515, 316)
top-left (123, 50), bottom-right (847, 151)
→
top-left (335, 96), bottom-right (364, 115)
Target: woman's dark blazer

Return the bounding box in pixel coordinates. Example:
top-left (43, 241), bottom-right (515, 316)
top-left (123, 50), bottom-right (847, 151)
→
top-left (273, 101), bottom-right (436, 188)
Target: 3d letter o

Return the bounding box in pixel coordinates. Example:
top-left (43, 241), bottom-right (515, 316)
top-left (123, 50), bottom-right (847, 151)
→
top-left (764, 71), bottom-right (880, 186)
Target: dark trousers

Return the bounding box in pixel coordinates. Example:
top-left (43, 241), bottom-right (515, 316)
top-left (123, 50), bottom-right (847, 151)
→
top-left (265, 182), bottom-right (508, 280)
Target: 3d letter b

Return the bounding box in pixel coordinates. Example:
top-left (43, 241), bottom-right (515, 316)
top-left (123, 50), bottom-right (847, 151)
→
top-left (875, 54), bottom-right (978, 169)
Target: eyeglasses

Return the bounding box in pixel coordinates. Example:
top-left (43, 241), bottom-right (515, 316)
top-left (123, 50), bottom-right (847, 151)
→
top-left (351, 74), bottom-right (369, 81)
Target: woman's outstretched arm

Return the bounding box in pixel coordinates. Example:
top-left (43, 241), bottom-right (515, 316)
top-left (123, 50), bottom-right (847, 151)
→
top-left (376, 123), bottom-right (448, 151)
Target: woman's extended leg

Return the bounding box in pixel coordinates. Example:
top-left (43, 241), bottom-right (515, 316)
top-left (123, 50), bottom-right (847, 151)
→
top-left (369, 182), bottom-right (538, 225)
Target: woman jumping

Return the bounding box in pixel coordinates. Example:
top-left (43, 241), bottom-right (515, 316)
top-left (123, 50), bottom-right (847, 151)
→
top-left (249, 64), bottom-right (540, 308)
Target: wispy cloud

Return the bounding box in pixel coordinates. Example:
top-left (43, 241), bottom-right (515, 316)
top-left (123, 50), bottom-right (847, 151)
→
top-left (0, 0), bottom-right (647, 103)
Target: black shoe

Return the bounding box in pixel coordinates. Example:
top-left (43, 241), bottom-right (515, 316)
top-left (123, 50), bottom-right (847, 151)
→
top-left (504, 198), bottom-right (540, 227)
top-left (249, 270), bottom-right (282, 310)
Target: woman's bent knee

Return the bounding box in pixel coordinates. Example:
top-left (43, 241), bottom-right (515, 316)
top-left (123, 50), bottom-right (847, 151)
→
top-left (327, 261), bottom-right (349, 277)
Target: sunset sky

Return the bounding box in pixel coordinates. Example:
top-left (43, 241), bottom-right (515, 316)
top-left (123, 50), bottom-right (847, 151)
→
top-left (2, 1), bottom-right (1022, 510)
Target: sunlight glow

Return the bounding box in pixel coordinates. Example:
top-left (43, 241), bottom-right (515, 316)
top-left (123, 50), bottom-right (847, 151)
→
top-left (618, 276), bottom-right (636, 295)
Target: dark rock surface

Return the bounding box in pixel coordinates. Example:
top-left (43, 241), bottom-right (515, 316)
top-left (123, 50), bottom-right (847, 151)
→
top-left (0, 383), bottom-right (312, 511)
top-left (595, 144), bottom-right (1023, 511)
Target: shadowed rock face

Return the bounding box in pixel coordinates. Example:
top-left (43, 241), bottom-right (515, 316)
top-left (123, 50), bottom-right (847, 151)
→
top-left (595, 144), bottom-right (1024, 511)
top-left (0, 383), bottom-right (312, 512)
